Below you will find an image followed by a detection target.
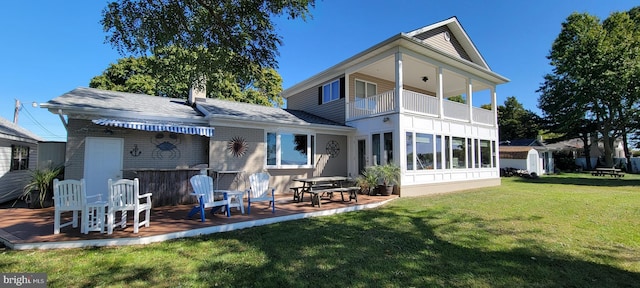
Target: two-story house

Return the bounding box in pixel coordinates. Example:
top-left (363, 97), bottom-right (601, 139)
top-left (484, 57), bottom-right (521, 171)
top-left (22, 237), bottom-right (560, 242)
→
top-left (281, 16), bottom-right (509, 196)
top-left (43, 17), bottom-right (508, 201)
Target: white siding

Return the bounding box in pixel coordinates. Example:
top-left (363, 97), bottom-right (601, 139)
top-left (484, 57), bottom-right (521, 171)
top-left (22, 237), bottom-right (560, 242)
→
top-left (286, 76), bottom-right (346, 124)
top-left (0, 139), bottom-right (39, 203)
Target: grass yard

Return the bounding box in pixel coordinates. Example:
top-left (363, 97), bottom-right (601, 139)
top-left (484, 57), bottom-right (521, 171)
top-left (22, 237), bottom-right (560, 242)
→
top-left (1, 173), bottom-right (639, 287)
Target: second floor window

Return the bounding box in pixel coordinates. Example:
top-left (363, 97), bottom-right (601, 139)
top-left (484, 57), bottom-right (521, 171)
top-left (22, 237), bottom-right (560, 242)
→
top-left (355, 79), bottom-right (377, 98)
top-left (322, 79), bottom-right (340, 103)
top-left (355, 79), bottom-right (377, 110)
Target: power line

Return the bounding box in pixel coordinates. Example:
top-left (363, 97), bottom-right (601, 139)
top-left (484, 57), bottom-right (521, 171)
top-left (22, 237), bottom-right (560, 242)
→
top-left (18, 102), bottom-right (64, 139)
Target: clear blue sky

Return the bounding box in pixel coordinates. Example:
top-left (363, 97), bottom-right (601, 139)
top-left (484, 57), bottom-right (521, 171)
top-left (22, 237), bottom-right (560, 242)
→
top-left (1, 1), bottom-right (638, 141)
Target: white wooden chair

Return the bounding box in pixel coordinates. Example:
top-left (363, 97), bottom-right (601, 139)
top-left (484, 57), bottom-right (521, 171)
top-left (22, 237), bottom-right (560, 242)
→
top-left (107, 178), bottom-right (152, 234)
top-left (248, 172), bottom-right (275, 214)
top-left (53, 178), bottom-right (104, 234)
top-left (188, 175), bottom-right (231, 222)
top-left (53, 179), bottom-right (83, 234)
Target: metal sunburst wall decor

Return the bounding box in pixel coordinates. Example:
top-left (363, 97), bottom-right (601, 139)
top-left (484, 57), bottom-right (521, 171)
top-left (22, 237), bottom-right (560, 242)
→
top-left (227, 136), bottom-right (248, 158)
top-left (326, 140), bottom-right (340, 158)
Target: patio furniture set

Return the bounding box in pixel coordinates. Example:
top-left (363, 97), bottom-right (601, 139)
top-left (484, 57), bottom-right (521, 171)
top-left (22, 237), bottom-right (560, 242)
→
top-left (186, 172), bottom-right (276, 222)
top-left (53, 172), bottom-right (359, 235)
top-left (53, 178), bottom-right (151, 235)
top-left (291, 176), bottom-right (360, 207)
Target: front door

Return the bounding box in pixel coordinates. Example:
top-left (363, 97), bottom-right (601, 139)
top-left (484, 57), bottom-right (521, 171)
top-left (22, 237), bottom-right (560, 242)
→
top-left (84, 137), bottom-right (123, 201)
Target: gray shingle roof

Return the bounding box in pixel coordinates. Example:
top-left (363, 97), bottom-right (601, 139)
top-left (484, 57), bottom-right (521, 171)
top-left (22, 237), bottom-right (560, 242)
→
top-left (43, 87), bottom-right (349, 128)
top-left (42, 87), bottom-right (205, 120)
top-left (197, 98), bottom-right (348, 127)
top-left (0, 116), bottom-right (43, 142)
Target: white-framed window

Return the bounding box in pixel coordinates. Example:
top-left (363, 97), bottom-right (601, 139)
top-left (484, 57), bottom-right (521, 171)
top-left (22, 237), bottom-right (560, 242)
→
top-left (479, 139), bottom-right (491, 168)
top-left (322, 79), bottom-right (340, 104)
top-left (354, 79), bottom-right (377, 109)
top-left (407, 131), bottom-right (496, 171)
top-left (372, 132), bottom-right (393, 165)
top-left (266, 131), bottom-right (315, 168)
top-left (10, 145), bottom-right (29, 171)
top-left (406, 132), bottom-right (440, 171)
top-left (355, 79), bottom-right (377, 98)
top-left (452, 137), bottom-right (466, 169)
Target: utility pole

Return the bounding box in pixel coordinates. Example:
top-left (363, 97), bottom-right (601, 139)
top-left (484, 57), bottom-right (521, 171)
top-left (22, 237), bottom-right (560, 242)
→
top-left (13, 99), bottom-right (21, 124)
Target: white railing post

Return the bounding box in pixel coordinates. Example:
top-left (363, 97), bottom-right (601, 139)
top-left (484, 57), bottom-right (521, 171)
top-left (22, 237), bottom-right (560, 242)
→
top-left (395, 52), bottom-right (403, 114)
top-left (345, 73), bottom-right (350, 120)
top-left (437, 67), bottom-right (444, 119)
top-left (467, 78), bottom-right (473, 123)
top-left (491, 87), bottom-right (497, 127)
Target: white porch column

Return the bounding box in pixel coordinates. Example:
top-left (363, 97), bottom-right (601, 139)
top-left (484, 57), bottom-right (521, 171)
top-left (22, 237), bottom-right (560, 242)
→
top-left (395, 51), bottom-right (403, 113)
top-left (437, 67), bottom-right (444, 119)
top-left (491, 87), bottom-right (497, 127)
top-left (467, 78), bottom-right (473, 123)
top-left (345, 73), bottom-right (350, 120)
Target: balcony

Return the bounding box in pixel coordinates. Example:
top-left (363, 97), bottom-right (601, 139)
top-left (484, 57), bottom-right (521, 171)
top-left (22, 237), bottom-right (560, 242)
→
top-left (346, 90), bottom-right (495, 125)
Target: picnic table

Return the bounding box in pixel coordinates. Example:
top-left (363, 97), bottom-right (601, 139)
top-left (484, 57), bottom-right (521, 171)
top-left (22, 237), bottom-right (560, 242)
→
top-left (292, 176), bottom-right (359, 207)
top-left (591, 168), bottom-right (625, 177)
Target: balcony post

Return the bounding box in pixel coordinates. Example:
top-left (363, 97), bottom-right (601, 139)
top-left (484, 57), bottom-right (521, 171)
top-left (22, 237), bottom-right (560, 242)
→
top-left (395, 51), bottom-right (403, 113)
top-left (345, 72), bottom-right (351, 120)
top-left (491, 87), bottom-right (498, 127)
top-left (437, 66), bottom-right (444, 119)
top-left (467, 78), bottom-right (473, 123)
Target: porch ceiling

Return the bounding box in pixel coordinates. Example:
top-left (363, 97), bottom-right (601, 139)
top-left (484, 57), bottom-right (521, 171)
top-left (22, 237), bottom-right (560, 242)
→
top-left (357, 54), bottom-right (492, 97)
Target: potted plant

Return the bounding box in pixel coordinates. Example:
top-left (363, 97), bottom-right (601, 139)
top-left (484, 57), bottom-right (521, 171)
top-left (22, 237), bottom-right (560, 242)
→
top-left (22, 166), bottom-right (63, 208)
top-left (355, 168), bottom-right (378, 195)
top-left (376, 163), bottom-right (400, 196)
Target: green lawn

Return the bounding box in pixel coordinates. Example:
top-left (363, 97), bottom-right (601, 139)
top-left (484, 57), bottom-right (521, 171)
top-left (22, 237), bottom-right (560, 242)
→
top-left (1, 173), bottom-right (639, 287)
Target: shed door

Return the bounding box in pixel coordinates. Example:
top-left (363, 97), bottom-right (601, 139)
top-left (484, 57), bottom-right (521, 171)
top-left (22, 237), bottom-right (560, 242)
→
top-left (84, 137), bottom-right (123, 200)
top-left (528, 152), bottom-right (538, 175)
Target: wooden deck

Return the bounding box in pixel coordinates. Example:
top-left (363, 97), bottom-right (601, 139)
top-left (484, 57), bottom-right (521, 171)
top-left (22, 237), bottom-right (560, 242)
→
top-left (0, 193), bottom-right (397, 250)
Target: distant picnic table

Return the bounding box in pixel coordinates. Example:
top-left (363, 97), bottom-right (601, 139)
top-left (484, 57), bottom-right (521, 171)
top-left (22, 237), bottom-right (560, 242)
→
top-left (591, 168), bottom-right (625, 177)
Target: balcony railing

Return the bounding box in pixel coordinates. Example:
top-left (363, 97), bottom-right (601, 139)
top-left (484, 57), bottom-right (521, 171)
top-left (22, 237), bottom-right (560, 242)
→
top-left (348, 90), bottom-right (395, 119)
top-left (346, 90), bottom-right (495, 125)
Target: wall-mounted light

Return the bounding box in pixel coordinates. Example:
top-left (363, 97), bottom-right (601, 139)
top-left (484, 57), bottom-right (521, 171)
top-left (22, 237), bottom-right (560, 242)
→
top-left (422, 76), bottom-right (429, 82)
top-left (383, 117), bottom-right (390, 122)
top-left (104, 129), bottom-right (114, 135)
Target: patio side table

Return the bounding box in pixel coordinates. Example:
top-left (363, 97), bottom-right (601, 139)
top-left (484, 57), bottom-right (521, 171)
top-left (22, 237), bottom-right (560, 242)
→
top-left (84, 201), bottom-right (107, 234)
top-left (218, 190), bottom-right (245, 214)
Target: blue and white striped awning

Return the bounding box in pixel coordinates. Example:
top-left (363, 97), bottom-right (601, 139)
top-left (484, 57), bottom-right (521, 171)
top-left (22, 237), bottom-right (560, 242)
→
top-left (92, 118), bottom-right (214, 137)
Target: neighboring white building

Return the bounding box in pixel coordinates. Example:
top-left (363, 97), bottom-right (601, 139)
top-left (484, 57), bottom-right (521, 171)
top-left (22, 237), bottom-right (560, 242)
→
top-left (499, 139), bottom-right (554, 175)
top-left (499, 146), bottom-right (547, 176)
top-left (0, 116), bottom-right (42, 203)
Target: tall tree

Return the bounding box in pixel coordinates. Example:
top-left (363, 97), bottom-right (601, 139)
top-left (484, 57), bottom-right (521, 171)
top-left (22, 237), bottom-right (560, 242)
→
top-left (497, 96), bottom-right (542, 142)
top-left (538, 8), bottom-right (640, 167)
top-left (538, 71), bottom-right (598, 169)
top-left (101, 0), bottom-right (315, 88)
top-left (90, 52), bottom-right (284, 107)
top-left (604, 9), bottom-right (640, 170)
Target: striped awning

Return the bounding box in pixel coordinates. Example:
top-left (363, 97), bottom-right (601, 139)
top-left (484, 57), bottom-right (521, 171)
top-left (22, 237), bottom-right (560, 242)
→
top-left (92, 118), bottom-right (214, 137)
